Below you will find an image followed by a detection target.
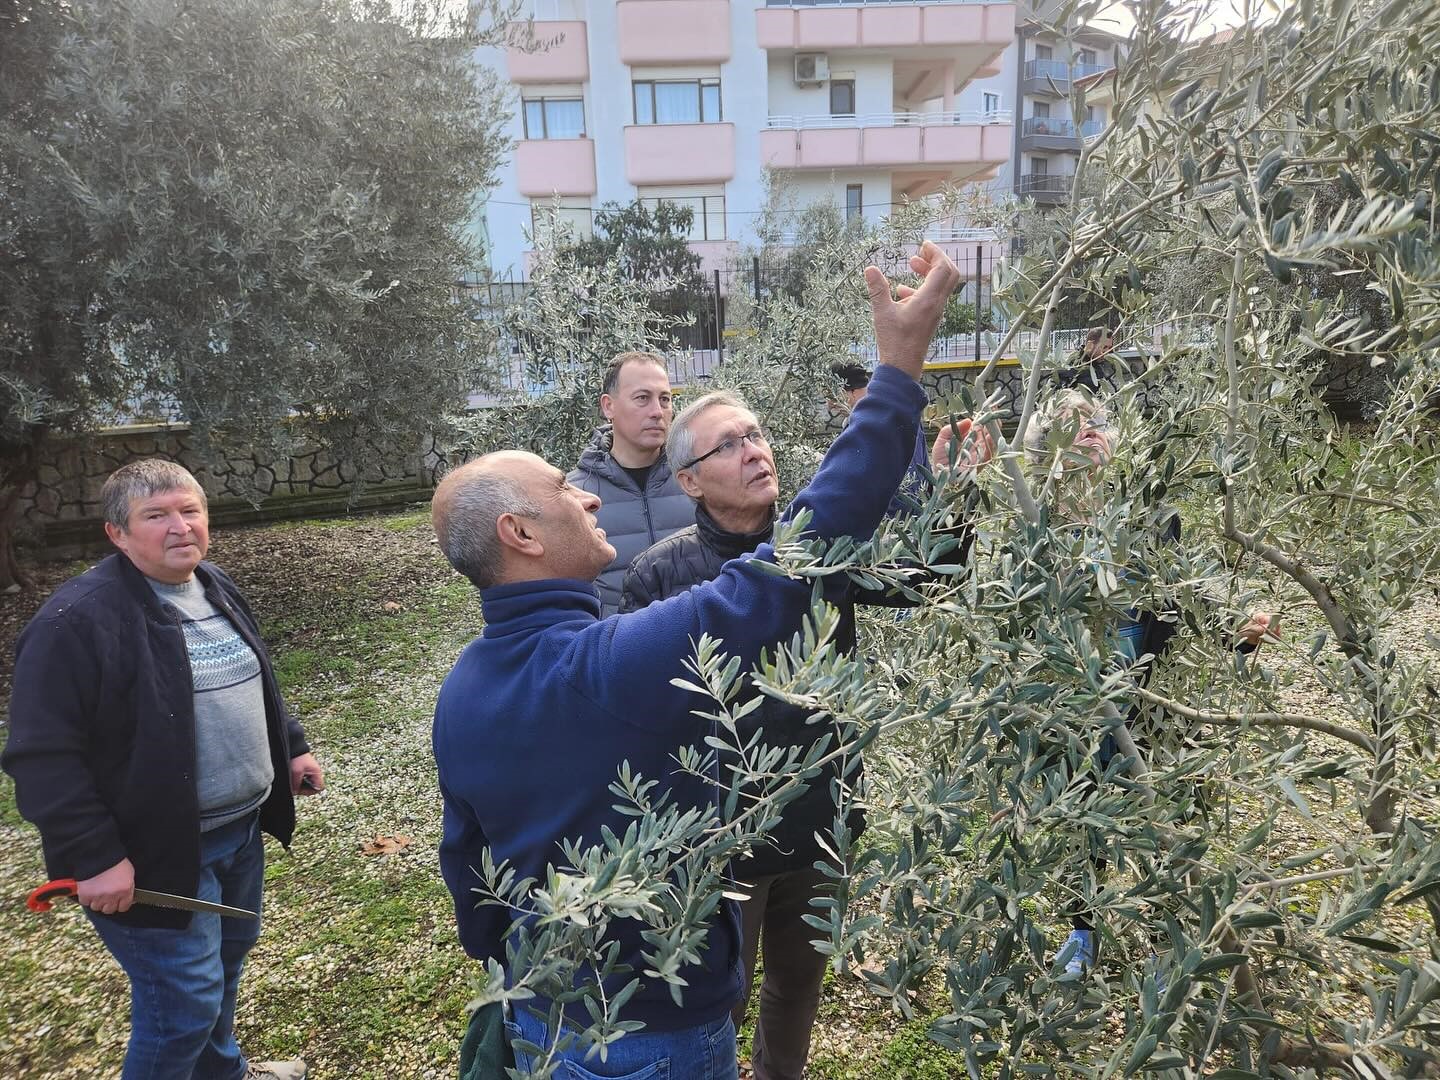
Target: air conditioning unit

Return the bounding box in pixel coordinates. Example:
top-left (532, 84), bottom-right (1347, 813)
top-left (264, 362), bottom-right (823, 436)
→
top-left (794, 53), bottom-right (829, 84)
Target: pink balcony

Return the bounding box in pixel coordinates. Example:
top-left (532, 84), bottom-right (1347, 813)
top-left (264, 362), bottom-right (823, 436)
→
top-left (761, 112), bottom-right (1010, 174)
top-left (624, 123), bottom-right (735, 185)
top-left (617, 0), bottom-right (732, 64)
top-left (505, 21), bottom-right (589, 84)
top-left (515, 139), bottom-right (597, 197)
top-left (756, 2), bottom-right (1014, 51)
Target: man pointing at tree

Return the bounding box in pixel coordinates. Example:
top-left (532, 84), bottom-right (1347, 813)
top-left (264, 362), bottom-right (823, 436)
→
top-left (430, 242), bottom-right (967, 1076)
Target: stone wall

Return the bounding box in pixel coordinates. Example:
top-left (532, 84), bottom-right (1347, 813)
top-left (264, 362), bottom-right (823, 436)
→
top-left (16, 352), bottom-right (1390, 559)
top-left (18, 425), bottom-right (443, 557)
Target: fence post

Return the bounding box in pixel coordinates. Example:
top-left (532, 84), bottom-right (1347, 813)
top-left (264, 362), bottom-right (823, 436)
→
top-left (975, 243), bottom-right (984, 364)
top-left (713, 268), bottom-right (724, 365)
top-left (752, 255), bottom-right (762, 304)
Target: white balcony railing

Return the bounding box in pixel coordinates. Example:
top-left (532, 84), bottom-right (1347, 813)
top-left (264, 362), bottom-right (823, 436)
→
top-left (764, 0), bottom-right (1008, 6)
top-left (765, 109), bottom-right (1012, 130)
top-left (1021, 117), bottom-right (1105, 139)
top-left (1024, 59), bottom-right (1113, 83)
top-left (926, 226), bottom-right (1002, 242)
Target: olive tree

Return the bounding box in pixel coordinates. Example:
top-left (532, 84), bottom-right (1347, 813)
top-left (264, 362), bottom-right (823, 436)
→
top-left (459, 2), bottom-right (1440, 1074)
top-left (0, 0), bottom-right (518, 587)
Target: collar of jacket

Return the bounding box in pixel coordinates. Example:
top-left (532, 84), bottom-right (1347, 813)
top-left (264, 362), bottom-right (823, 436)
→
top-left (478, 578), bottom-right (603, 636)
top-left (573, 425), bottom-right (673, 494)
top-left (573, 425), bottom-right (618, 480)
top-left (112, 551), bottom-right (225, 623)
top-left (695, 503), bottom-right (775, 560)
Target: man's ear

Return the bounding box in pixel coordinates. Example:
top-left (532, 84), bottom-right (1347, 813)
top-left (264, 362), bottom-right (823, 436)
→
top-left (599, 393), bottom-right (614, 421)
top-left (676, 469), bottom-right (704, 501)
top-left (103, 521), bottom-right (127, 550)
top-left (496, 512), bottom-right (543, 558)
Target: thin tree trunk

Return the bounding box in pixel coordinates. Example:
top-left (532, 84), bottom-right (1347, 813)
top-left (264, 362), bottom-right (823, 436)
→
top-left (0, 432), bottom-right (42, 592)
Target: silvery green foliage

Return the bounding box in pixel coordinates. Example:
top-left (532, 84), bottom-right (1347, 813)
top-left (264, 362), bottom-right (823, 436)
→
top-left (469, 1), bottom-right (1440, 1074)
top-left (0, 0), bottom-right (518, 583)
top-left (456, 219), bottom-right (691, 466)
top-left (713, 192), bottom-right (967, 502)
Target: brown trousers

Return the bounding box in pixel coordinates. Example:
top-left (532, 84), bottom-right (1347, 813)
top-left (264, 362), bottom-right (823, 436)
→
top-left (732, 867), bottom-right (833, 1080)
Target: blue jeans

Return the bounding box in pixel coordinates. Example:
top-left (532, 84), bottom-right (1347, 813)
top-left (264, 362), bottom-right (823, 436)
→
top-left (87, 813), bottom-right (265, 1080)
top-left (507, 1006), bottom-right (738, 1080)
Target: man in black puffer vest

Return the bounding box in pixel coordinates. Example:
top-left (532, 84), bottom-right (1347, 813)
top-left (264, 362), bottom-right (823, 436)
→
top-left (620, 390), bottom-right (989, 1080)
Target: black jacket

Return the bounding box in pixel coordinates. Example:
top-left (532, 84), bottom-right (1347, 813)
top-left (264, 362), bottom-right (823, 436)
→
top-left (2, 554), bottom-right (309, 929)
top-left (620, 505), bottom-right (881, 878)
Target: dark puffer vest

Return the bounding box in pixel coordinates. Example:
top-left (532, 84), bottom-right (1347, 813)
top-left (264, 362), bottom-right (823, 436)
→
top-left (620, 504), bottom-right (869, 878)
top-left (567, 425), bottom-right (695, 616)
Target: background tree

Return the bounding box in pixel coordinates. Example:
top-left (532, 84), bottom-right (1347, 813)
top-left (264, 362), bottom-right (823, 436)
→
top-left (0, 0), bottom-right (517, 588)
top-left (565, 200), bottom-right (707, 295)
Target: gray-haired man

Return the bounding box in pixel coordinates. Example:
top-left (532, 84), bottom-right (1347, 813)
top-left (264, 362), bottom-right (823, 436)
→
top-left (3, 459), bottom-right (321, 1080)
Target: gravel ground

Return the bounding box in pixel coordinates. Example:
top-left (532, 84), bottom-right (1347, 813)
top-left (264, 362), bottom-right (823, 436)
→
top-left (1, 508), bottom-right (1436, 1078)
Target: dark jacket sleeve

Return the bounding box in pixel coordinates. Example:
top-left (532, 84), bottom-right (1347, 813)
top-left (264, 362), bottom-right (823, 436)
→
top-left (851, 501), bottom-right (978, 609)
top-left (619, 557), bottom-right (660, 614)
top-left (2, 614), bottom-right (128, 881)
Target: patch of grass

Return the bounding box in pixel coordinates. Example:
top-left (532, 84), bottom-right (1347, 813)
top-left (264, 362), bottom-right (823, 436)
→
top-left (375, 508), bottom-right (434, 532)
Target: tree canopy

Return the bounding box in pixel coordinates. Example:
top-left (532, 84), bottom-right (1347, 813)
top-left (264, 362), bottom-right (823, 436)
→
top-left (0, 0), bottom-right (516, 585)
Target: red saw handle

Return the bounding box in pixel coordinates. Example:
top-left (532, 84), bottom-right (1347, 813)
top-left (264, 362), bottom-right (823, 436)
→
top-left (27, 879), bottom-right (79, 913)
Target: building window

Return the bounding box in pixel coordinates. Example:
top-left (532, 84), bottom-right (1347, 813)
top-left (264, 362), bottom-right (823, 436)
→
top-left (1032, 157), bottom-right (1049, 175)
top-left (522, 97), bottom-right (585, 140)
top-left (633, 79), bottom-right (722, 125)
top-left (1078, 48), bottom-right (1097, 66)
top-left (638, 187), bottom-right (726, 242)
top-left (830, 79), bottom-right (856, 116)
top-left (530, 200), bottom-right (593, 241)
top-left (1033, 100), bottom-right (1051, 119)
top-left (1035, 43), bottom-right (1053, 61)
top-left (983, 92), bottom-right (1001, 115)
top-left (845, 184), bottom-right (863, 224)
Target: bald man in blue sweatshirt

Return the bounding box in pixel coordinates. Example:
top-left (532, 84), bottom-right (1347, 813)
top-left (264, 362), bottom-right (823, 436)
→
top-left (431, 243), bottom-right (965, 1078)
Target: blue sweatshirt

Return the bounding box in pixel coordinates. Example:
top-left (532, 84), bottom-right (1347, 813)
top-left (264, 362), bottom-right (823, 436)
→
top-left (433, 364), bottom-right (927, 1031)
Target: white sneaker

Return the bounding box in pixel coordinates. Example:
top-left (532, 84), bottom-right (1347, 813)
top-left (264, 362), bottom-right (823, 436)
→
top-left (245, 1060), bottom-right (307, 1080)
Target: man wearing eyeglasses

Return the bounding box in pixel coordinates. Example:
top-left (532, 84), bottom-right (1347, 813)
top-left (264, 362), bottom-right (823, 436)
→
top-left (618, 393), bottom-right (987, 1080)
top-left (430, 243), bottom-right (968, 1078)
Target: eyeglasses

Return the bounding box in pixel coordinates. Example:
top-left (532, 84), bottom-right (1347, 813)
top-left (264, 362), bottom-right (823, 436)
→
top-left (682, 429), bottom-right (768, 469)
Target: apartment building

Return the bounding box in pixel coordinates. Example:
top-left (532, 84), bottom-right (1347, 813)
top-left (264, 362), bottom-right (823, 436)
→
top-left (476, 0), bottom-right (1017, 278)
top-left (1011, 18), bottom-right (1122, 205)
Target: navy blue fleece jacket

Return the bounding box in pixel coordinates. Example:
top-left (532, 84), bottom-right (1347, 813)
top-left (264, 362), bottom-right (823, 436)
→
top-left (432, 363), bottom-right (927, 1031)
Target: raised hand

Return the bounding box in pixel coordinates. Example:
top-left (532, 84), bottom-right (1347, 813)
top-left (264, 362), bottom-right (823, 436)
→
top-left (930, 418), bottom-right (995, 476)
top-left (1237, 611), bottom-right (1281, 647)
top-left (863, 241), bottom-right (962, 381)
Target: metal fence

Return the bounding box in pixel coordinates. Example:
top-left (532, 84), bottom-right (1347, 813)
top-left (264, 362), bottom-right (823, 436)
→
top-left (458, 248), bottom-right (1059, 400)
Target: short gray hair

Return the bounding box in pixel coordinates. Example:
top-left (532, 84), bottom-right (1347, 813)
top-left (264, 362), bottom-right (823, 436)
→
top-left (101, 459), bottom-right (207, 531)
top-left (1022, 389), bottom-right (1103, 454)
top-left (667, 390), bottom-right (752, 471)
top-left (432, 462), bottom-right (543, 589)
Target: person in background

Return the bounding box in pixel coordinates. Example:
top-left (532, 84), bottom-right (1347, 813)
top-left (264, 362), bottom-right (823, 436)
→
top-left (3, 459), bottom-right (323, 1080)
top-left (1057, 327), bottom-right (1116, 393)
top-left (830, 361), bottom-right (936, 514)
top-left (567, 351), bottom-right (695, 615)
top-left (1021, 391), bottom-right (1277, 978)
top-left (620, 390), bottom-right (990, 1080)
